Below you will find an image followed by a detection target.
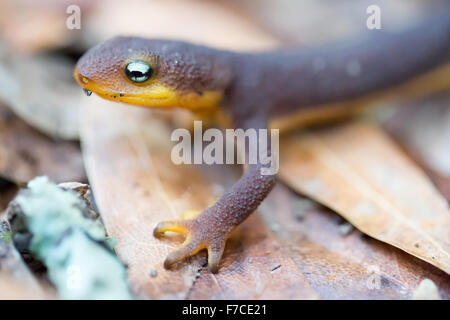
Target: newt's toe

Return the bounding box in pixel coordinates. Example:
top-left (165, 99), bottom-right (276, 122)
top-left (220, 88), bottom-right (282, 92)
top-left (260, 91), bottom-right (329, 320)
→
top-left (207, 241), bottom-right (226, 273)
top-left (153, 220), bottom-right (190, 237)
top-left (163, 239), bottom-right (204, 269)
top-left (153, 216), bottom-right (228, 273)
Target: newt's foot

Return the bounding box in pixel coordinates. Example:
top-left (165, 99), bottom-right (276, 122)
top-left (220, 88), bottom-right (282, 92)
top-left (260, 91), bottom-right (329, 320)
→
top-left (153, 214), bottom-right (228, 273)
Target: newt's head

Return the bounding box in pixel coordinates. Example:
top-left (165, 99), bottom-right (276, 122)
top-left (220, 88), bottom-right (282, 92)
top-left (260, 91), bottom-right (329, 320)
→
top-left (74, 36), bottom-right (232, 111)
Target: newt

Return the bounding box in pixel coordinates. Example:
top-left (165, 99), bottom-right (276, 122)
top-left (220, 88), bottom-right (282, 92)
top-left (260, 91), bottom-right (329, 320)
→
top-left (75, 11), bottom-right (450, 273)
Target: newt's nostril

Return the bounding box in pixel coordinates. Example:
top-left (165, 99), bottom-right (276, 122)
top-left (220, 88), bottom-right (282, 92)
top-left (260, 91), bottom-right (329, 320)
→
top-left (78, 73), bottom-right (89, 84)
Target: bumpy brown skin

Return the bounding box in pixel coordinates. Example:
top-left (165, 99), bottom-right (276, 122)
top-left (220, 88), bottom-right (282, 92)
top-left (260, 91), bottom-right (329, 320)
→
top-left (76, 11), bottom-right (450, 273)
top-left (76, 37), bottom-right (233, 95)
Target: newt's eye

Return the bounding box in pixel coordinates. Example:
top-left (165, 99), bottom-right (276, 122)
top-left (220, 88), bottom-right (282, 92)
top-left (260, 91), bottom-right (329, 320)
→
top-left (125, 60), bottom-right (153, 83)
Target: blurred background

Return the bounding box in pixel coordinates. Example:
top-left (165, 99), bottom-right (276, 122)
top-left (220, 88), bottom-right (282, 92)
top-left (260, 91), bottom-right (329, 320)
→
top-left (0, 0), bottom-right (448, 187)
top-left (0, 0), bottom-right (449, 300)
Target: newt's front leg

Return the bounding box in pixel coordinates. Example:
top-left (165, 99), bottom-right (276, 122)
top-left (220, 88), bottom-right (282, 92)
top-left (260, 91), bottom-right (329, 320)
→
top-left (154, 120), bottom-right (276, 273)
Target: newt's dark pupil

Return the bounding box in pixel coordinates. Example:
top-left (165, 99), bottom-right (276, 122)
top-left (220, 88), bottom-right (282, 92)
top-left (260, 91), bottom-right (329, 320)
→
top-left (125, 61), bottom-right (153, 83)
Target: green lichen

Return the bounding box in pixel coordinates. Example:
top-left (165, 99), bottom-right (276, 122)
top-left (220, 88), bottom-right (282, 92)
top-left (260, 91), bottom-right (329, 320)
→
top-left (14, 176), bottom-right (133, 300)
top-left (1, 230), bottom-right (12, 243)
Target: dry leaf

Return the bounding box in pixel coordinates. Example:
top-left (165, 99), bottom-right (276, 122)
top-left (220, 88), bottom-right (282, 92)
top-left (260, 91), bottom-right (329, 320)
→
top-left (0, 44), bottom-right (81, 139)
top-left (83, 98), bottom-right (450, 299)
top-left (383, 94), bottom-right (450, 201)
top-left (80, 97), bottom-right (319, 299)
top-left (384, 94), bottom-right (450, 176)
top-left (187, 212), bottom-right (319, 300)
top-left (0, 103), bottom-right (85, 184)
top-left (81, 100), bottom-right (217, 299)
top-left (279, 121), bottom-right (450, 274)
top-left (260, 184), bottom-right (450, 299)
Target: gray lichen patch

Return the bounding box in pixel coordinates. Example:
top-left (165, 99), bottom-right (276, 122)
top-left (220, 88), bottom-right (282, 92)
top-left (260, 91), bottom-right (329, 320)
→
top-left (7, 176), bottom-right (133, 300)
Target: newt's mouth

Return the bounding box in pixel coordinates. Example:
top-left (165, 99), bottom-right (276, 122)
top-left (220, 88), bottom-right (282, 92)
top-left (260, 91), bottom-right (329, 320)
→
top-left (74, 66), bottom-right (177, 107)
top-left (74, 67), bottom-right (223, 111)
